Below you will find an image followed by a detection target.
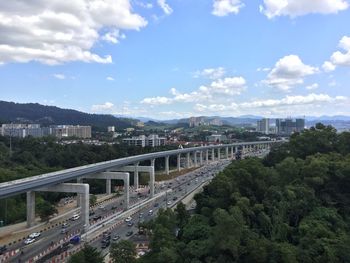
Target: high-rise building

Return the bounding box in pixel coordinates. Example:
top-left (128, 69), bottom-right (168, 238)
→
top-left (257, 118), bottom-right (270, 134)
top-left (276, 118), bottom-right (305, 135)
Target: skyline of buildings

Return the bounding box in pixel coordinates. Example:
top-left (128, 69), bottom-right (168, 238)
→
top-left (0, 124), bottom-right (92, 139)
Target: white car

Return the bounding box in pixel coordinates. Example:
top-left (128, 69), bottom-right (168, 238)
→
top-left (24, 238), bottom-right (35, 245)
top-left (148, 210), bottom-right (153, 215)
top-left (167, 201), bottom-right (172, 205)
top-left (71, 214), bottom-right (80, 221)
top-left (125, 216), bottom-right (132, 222)
top-left (29, 232), bottom-right (40, 239)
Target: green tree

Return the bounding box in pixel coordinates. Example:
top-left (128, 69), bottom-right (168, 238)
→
top-left (89, 194), bottom-right (97, 206)
top-left (68, 245), bottom-right (104, 263)
top-left (110, 240), bottom-right (136, 263)
top-left (37, 200), bottom-right (57, 222)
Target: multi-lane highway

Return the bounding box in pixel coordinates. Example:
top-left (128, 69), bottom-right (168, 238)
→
top-left (8, 161), bottom-right (230, 263)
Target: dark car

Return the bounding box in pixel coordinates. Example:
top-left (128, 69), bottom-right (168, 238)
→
top-left (0, 245), bottom-right (7, 255)
top-left (173, 196), bottom-right (178, 201)
top-left (126, 231), bottom-right (133, 237)
top-left (93, 215), bottom-right (102, 221)
top-left (127, 221), bottom-right (134, 227)
top-left (101, 239), bottom-right (110, 248)
top-left (89, 210), bottom-right (95, 216)
top-left (111, 205), bottom-right (118, 210)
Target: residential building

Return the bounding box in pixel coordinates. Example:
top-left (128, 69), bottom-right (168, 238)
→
top-left (123, 134), bottom-right (166, 147)
top-left (1, 124), bottom-right (43, 138)
top-left (107, 126), bottom-right (115, 132)
top-left (276, 118), bottom-right (305, 135)
top-left (51, 125), bottom-right (91, 139)
top-left (257, 118), bottom-right (270, 134)
top-left (209, 118), bottom-right (223, 126)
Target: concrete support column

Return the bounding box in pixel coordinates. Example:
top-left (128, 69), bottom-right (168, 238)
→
top-left (186, 152), bottom-right (191, 168)
top-left (206, 150), bottom-right (209, 164)
top-left (225, 147), bottom-right (229, 159)
top-left (150, 160), bottom-right (155, 198)
top-left (165, 156), bottom-right (169, 175)
top-left (231, 147), bottom-right (234, 159)
top-left (26, 191), bottom-right (36, 228)
top-left (200, 151), bottom-right (203, 166)
top-left (194, 151), bottom-right (198, 167)
top-left (81, 185), bottom-right (90, 232)
top-left (77, 177), bottom-right (83, 208)
top-left (38, 183), bottom-right (90, 232)
top-left (125, 174), bottom-right (130, 209)
top-left (218, 148), bottom-right (221, 160)
top-left (134, 162), bottom-right (139, 189)
top-left (177, 154), bottom-right (181, 172)
top-left (212, 148), bottom-right (215, 161)
top-left (106, 179), bottom-right (111, 195)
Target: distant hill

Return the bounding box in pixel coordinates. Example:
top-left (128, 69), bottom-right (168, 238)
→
top-left (0, 101), bottom-right (136, 129)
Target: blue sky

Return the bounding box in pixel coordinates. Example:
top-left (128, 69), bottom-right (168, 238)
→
top-left (0, 0), bottom-right (349, 119)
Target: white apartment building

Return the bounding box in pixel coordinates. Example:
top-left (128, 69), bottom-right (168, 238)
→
top-left (123, 134), bottom-right (166, 147)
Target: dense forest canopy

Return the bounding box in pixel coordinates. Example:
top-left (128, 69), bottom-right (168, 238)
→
top-left (139, 124), bottom-right (350, 263)
top-left (0, 100), bottom-right (135, 129)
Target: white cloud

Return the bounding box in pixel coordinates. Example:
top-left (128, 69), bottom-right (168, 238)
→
top-left (322, 61), bottom-right (336, 72)
top-left (141, 75), bottom-right (246, 105)
top-left (53, 73), bottom-right (66, 80)
top-left (306, 83), bottom-right (319, 90)
top-left (157, 0), bottom-right (173, 15)
top-left (260, 0), bottom-right (349, 19)
top-left (106, 76), bottom-right (115, 81)
top-left (240, 93), bottom-right (346, 108)
top-left (330, 36), bottom-right (350, 67)
top-left (212, 0), bottom-right (244, 16)
top-left (193, 67), bottom-right (226, 79)
top-left (264, 55), bottom-right (319, 91)
top-left (0, 0), bottom-right (147, 65)
top-left (210, 77), bottom-right (246, 95)
top-left (102, 30), bottom-right (126, 44)
top-left (92, 102), bottom-right (114, 111)
top-left (141, 96), bottom-right (172, 105)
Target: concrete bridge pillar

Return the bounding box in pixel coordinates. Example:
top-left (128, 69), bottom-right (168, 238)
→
top-left (106, 179), bottom-right (112, 195)
top-left (177, 153), bottom-right (181, 172)
top-left (206, 150), bottom-right (209, 164)
top-left (150, 163), bottom-right (155, 198)
top-left (200, 151), bottom-right (203, 166)
top-left (165, 156), bottom-right (170, 175)
top-left (134, 162), bottom-right (139, 189)
top-left (212, 148), bottom-right (215, 161)
top-left (186, 152), bottom-right (191, 168)
top-left (26, 191), bottom-right (36, 228)
top-left (194, 151), bottom-right (198, 167)
top-left (225, 147), bottom-right (229, 159)
top-left (231, 147), bottom-right (234, 159)
top-left (217, 148), bottom-right (221, 160)
top-left (38, 183), bottom-right (90, 232)
top-left (76, 177), bottom-right (83, 208)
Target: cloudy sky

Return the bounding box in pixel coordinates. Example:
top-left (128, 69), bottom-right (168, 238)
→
top-left (0, 0), bottom-right (350, 119)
